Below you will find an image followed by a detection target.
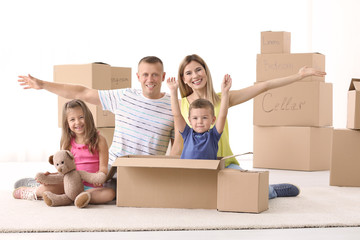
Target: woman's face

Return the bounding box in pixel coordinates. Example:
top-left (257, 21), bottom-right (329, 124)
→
top-left (182, 61), bottom-right (207, 90)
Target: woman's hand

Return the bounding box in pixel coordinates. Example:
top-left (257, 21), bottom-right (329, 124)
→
top-left (298, 66), bottom-right (326, 79)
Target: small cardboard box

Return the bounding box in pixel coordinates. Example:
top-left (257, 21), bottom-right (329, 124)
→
top-left (54, 63), bottom-right (131, 128)
top-left (347, 79), bottom-right (360, 129)
top-left (256, 53), bottom-right (325, 82)
top-left (253, 126), bottom-right (333, 171)
top-left (330, 129), bottom-right (360, 187)
top-left (217, 169), bottom-right (269, 213)
top-left (98, 127), bottom-right (114, 149)
top-left (112, 155), bottom-right (225, 209)
top-left (261, 31), bottom-right (291, 54)
top-left (253, 82), bottom-right (333, 127)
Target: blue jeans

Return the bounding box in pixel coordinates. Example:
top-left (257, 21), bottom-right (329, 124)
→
top-left (226, 164), bottom-right (277, 199)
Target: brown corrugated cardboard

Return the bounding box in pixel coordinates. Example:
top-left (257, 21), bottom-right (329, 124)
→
top-left (54, 63), bottom-right (131, 128)
top-left (261, 31), bottom-right (291, 54)
top-left (347, 79), bottom-right (360, 129)
top-left (253, 126), bottom-right (333, 171)
top-left (112, 155), bottom-right (225, 209)
top-left (253, 82), bottom-right (333, 127)
top-left (330, 129), bottom-right (360, 187)
top-left (256, 53), bottom-right (325, 82)
top-left (217, 169), bottom-right (269, 213)
top-left (98, 127), bottom-right (114, 149)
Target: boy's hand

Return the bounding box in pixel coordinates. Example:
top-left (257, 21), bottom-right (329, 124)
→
top-left (167, 77), bottom-right (179, 92)
top-left (221, 74), bottom-right (232, 93)
top-left (18, 74), bottom-right (43, 90)
top-left (298, 66), bottom-right (326, 79)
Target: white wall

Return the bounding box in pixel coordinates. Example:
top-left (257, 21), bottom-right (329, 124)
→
top-left (2, 0), bottom-right (352, 162)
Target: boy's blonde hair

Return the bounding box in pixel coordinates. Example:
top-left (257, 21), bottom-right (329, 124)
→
top-left (189, 98), bottom-right (215, 118)
top-left (60, 99), bottom-right (98, 154)
top-left (178, 54), bottom-right (220, 105)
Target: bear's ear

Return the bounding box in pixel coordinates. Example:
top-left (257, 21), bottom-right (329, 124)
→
top-left (65, 150), bottom-right (74, 160)
top-left (49, 155), bottom-right (54, 165)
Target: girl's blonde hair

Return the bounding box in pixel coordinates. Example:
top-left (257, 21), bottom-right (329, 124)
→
top-left (178, 54), bottom-right (220, 105)
top-left (60, 99), bottom-right (98, 154)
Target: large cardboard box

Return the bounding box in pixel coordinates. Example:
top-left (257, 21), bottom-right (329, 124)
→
top-left (98, 127), bottom-right (114, 148)
top-left (347, 79), bottom-right (360, 129)
top-left (330, 129), bottom-right (360, 187)
top-left (261, 31), bottom-right (291, 54)
top-left (112, 155), bottom-right (225, 209)
top-left (109, 155), bottom-right (269, 212)
top-left (256, 53), bottom-right (325, 82)
top-left (54, 63), bottom-right (131, 128)
top-left (253, 126), bottom-right (333, 171)
top-left (217, 169), bottom-right (269, 213)
top-left (253, 82), bottom-right (333, 127)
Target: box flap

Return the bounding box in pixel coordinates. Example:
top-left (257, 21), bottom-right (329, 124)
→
top-left (349, 78), bottom-right (360, 91)
top-left (113, 155), bottom-right (222, 170)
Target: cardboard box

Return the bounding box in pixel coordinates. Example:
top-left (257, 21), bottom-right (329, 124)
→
top-left (261, 31), bottom-right (291, 54)
top-left (347, 79), bottom-right (360, 129)
top-left (217, 169), bottom-right (269, 213)
top-left (256, 53), bottom-right (325, 82)
top-left (112, 155), bottom-right (225, 209)
top-left (109, 155), bottom-right (269, 213)
top-left (54, 63), bottom-right (131, 128)
top-left (253, 126), bottom-right (333, 171)
top-left (253, 82), bottom-right (333, 127)
top-left (98, 127), bottom-right (114, 149)
top-left (330, 129), bottom-right (360, 187)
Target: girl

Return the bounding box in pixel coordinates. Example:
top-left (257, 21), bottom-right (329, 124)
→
top-left (171, 54), bottom-right (327, 198)
top-left (13, 99), bottom-right (115, 204)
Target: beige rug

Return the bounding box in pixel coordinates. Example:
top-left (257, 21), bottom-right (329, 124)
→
top-left (1, 162), bottom-right (360, 233)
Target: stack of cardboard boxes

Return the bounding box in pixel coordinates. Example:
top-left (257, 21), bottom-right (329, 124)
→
top-left (330, 79), bottom-right (360, 186)
top-left (253, 31), bottom-right (334, 171)
top-left (53, 63), bottom-right (132, 147)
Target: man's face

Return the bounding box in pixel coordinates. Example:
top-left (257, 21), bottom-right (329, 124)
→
top-left (137, 62), bottom-right (165, 99)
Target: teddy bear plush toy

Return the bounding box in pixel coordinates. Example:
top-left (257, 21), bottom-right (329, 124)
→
top-left (35, 150), bottom-right (106, 208)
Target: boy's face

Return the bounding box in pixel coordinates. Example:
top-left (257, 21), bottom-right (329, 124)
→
top-left (137, 62), bottom-right (166, 99)
top-left (188, 107), bottom-right (216, 134)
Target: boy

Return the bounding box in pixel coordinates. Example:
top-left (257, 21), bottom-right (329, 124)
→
top-left (167, 74), bottom-right (231, 159)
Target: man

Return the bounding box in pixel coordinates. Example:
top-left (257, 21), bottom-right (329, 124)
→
top-left (16, 56), bottom-right (174, 188)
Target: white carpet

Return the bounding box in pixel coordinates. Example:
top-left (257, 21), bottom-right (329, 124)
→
top-left (1, 161), bottom-right (360, 233)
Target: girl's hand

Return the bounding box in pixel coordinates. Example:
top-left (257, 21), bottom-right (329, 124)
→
top-left (221, 74), bottom-right (232, 93)
top-left (166, 77), bottom-right (179, 91)
top-left (18, 74), bottom-right (43, 90)
top-left (298, 66), bottom-right (326, 79)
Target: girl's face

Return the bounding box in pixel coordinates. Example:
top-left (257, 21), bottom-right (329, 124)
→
top-left (188, 107), bottom-right (216, 134)
top-left (66, 107), bottom-right (85, 136)
top-left (183, 61), bottom-right (207, 91)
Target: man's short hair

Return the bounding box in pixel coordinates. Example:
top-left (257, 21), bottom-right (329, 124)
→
top-left (138, 56), bottom-right (163, 67)
top-left (189, 98), bottom-right (215, 117)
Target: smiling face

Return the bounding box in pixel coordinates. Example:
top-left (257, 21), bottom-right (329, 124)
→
top-left (137, 61), bottom-right (166, 99)
top-left (66, 106), bottom-right (85, 136)
top-left (188, 107), bottom-right (216, 134)
top-left (182, 61), bottom-right (208, 91)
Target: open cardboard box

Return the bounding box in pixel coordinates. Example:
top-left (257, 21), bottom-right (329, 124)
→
top-left (347, 78), bottom-right (360, 129)
top-left (107, 154), bottom-right (269, 213)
